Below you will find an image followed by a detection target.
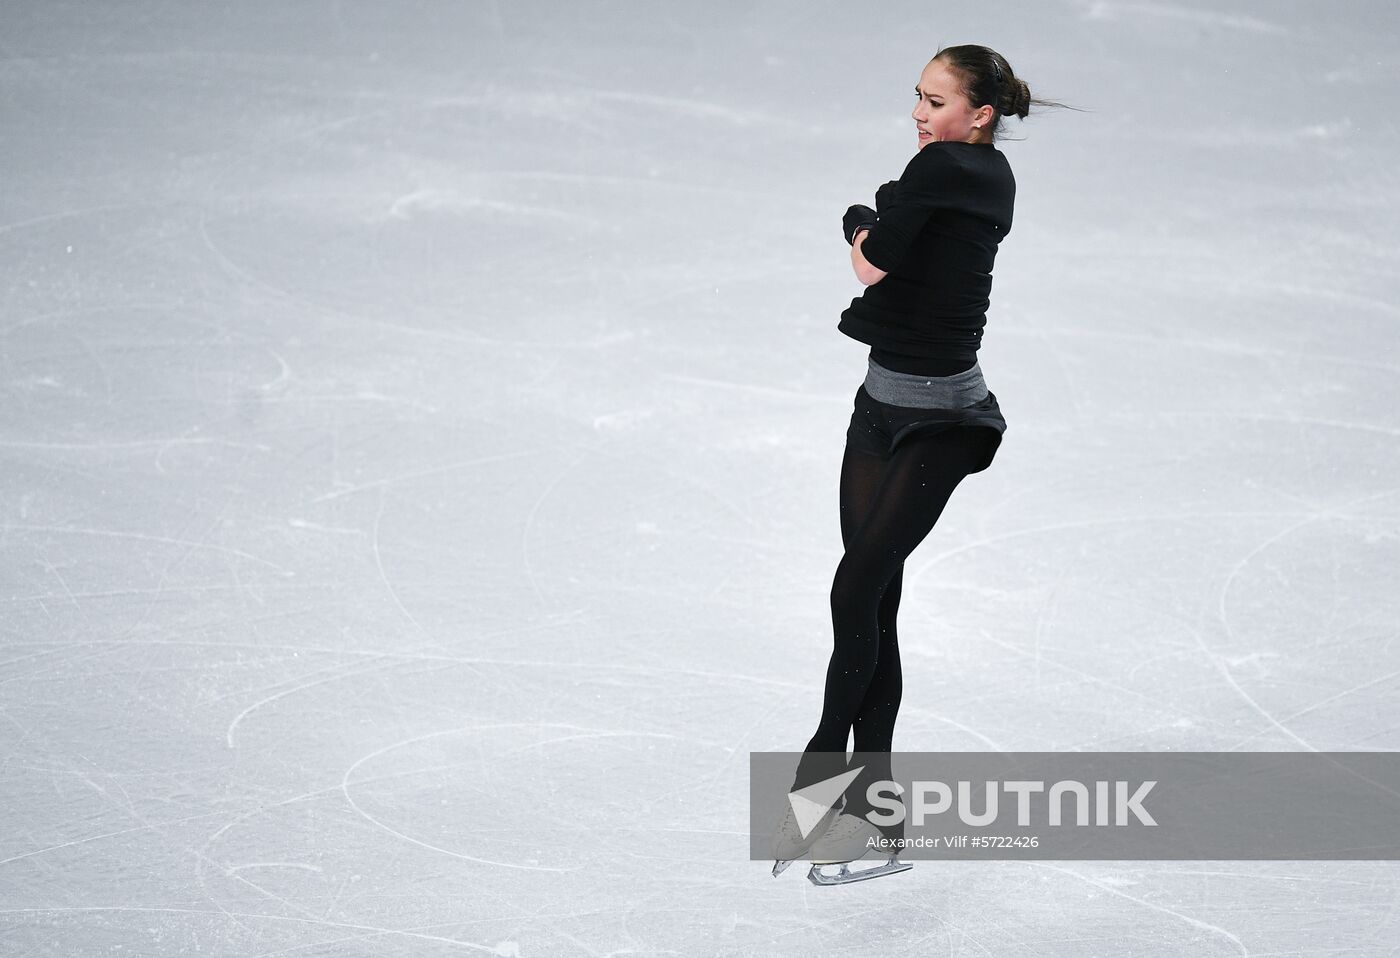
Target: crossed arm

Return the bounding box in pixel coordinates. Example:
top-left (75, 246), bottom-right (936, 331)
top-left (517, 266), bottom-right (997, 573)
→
top-left (850, 230), bottom-right (889, 287)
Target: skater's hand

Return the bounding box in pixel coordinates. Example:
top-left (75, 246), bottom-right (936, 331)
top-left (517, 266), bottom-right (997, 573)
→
top-left (843, 204), bottom-right (878, 245)
top-left (874, 180), bottom-right (899, 214)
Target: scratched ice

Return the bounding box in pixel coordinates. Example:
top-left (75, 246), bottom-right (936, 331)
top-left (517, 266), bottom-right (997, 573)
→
top-left (1, 1), bottom-right (1398, 956)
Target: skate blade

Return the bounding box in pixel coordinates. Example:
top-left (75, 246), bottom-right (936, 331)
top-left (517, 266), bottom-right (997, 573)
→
top-left (772, 859), bottom-right (794, 877)
top-left (807, 856), bottom-right (912, 886)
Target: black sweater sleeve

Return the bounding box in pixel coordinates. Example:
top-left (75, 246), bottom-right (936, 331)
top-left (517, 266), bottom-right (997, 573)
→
top-left (858, 145), bottom-right (961, 273)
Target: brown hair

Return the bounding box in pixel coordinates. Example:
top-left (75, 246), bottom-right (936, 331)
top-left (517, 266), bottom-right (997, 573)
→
top-left (932, 44), bottom-right (1076, 141)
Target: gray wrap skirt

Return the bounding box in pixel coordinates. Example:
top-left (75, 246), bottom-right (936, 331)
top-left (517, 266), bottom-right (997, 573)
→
top-left (844, 355), bottom-right (1007, 474)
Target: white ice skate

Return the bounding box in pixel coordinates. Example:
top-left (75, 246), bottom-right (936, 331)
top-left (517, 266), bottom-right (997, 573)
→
top-left (805, 813), bottom-right (912, 886)
top-left (770, 799), bottom-right (843, 876)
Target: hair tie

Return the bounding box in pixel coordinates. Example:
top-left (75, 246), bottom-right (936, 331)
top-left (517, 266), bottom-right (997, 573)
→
top-left (991, 59), bottom-right (1003, 85)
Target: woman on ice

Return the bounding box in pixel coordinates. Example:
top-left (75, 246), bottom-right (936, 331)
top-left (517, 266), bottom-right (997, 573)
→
top-left (775, 43), bottom-right (1059, 884)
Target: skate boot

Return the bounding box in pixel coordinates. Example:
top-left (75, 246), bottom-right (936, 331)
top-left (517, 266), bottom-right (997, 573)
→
top-left (770, 797), bottom-right (843, 876)
top-left (770, 753), bottom-right (860, 876)
top-left (806, 812), bottom-right (912, 886)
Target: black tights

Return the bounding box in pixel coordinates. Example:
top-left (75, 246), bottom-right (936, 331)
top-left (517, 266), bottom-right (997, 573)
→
top-left (796, 426), bottom-right (989, 815)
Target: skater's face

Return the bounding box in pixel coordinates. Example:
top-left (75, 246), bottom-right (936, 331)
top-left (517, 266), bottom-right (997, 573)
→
top-left (912, 59), bottom-right (994, 148)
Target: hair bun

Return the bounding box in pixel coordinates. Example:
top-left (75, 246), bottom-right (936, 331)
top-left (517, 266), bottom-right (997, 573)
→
top-left (1012, 79), bottom-right (1030, 119)
top-left (932, 44), bottom-right (1070, 133)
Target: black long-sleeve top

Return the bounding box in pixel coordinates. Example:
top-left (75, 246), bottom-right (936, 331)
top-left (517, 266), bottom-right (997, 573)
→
top-left (837, 141), bottom-right (1015, 376)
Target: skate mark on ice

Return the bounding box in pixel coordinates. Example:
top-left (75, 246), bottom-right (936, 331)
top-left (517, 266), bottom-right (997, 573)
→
top-left (1211, 493), bottom-right (1395, 752)
top-left (304, 449), bottom-right (539, 505)
top-left (339, 723), bottom-right (672, 873)
top-left (1076, 2), bottom-right (1286, 36)
top-left (2, 523), bottom-right (292, 572)
top-left (225, 655), bottom-right (399, 748)
top-left (191, 777), bottom-right (529, 943)
top-left (0, 904), bottom-right (512, 955)
top-left (1027, 862), bottom-right (1250, 956)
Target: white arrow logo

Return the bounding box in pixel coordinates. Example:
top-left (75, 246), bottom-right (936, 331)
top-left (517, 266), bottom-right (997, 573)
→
top-left (788, 766), bottom-right (864, 838)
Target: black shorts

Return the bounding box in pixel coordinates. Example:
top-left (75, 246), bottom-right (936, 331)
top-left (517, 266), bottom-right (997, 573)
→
top-left (844, 383), bottom-right (1007, 474)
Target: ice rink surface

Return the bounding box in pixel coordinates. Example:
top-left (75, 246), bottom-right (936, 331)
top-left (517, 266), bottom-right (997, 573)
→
top-left (2, 0), bottom-right (1398, 954)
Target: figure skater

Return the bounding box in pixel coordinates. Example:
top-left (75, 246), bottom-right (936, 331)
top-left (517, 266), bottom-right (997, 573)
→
top-left (772, 44), bottom-right (1064, 885)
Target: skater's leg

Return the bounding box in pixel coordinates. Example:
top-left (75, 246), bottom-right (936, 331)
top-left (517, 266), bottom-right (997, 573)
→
top-left (842, 449), bottom-right (906, 795)
top-left (793, 445), bottom-right (890, 789)
top-left (847, 567), bottom-right (902, 814)
top-left (801, 428), bottom-right (986, 798)
top-left (838, 444), bottom-right (888, 549)
top-left (852, 566), bottom-right (902, 757)
top-left (832, 445), bottom-right (904, 756)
